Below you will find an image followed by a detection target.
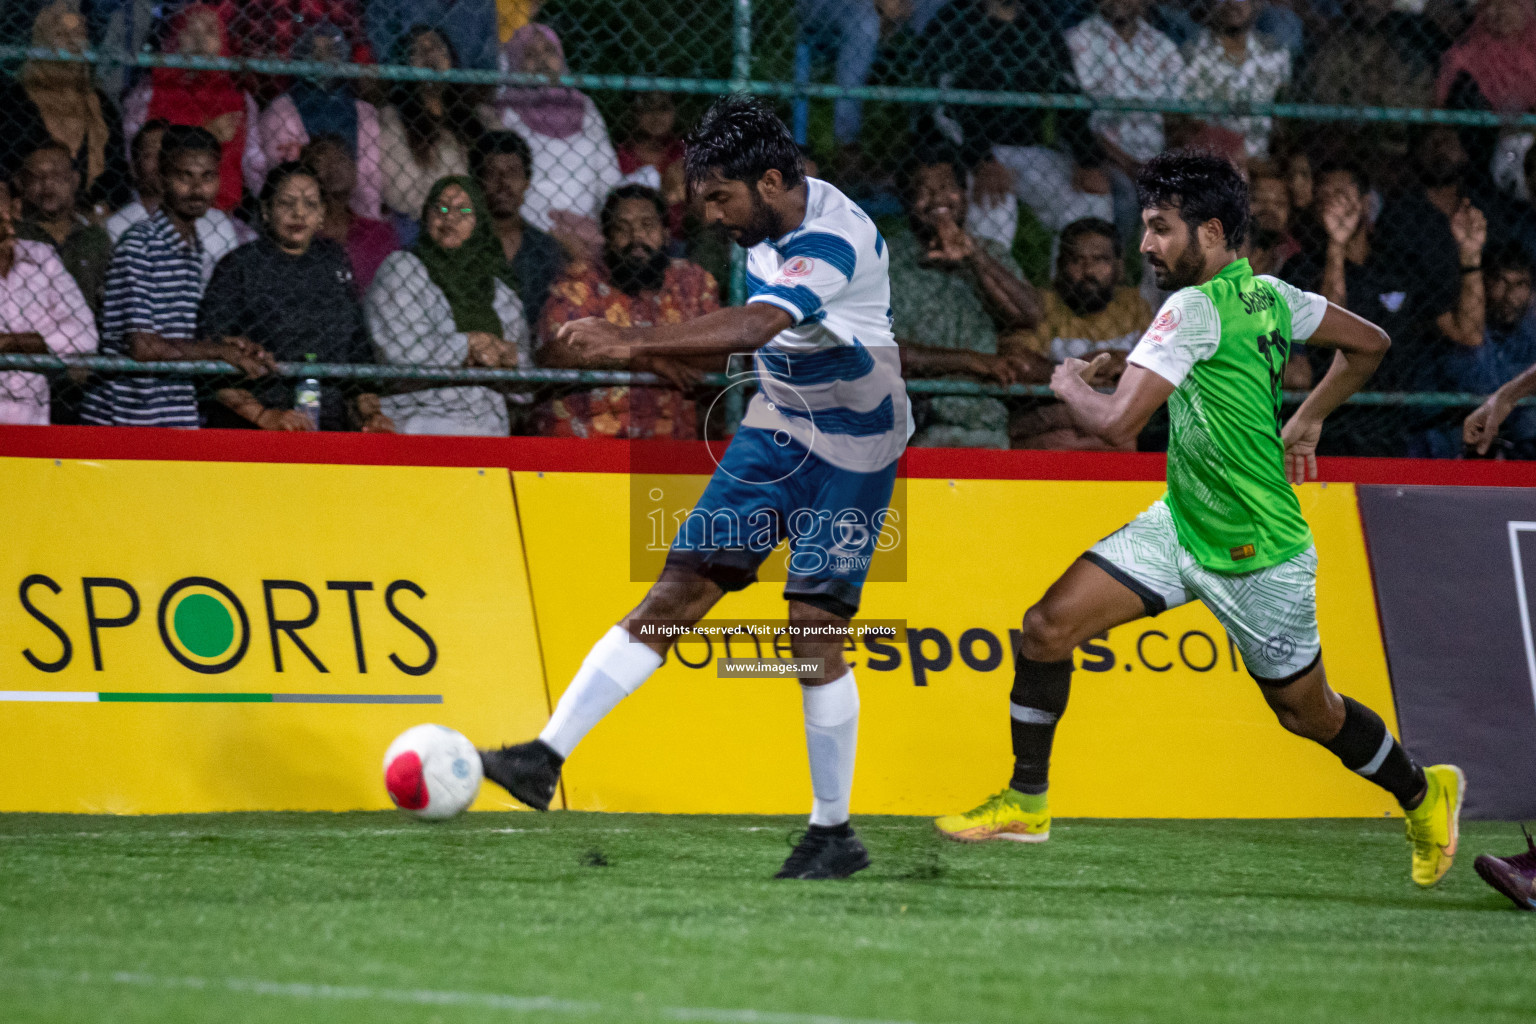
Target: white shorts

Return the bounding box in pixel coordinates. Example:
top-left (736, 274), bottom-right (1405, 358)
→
top-left (1085, 500), bottom-right (1322, 683)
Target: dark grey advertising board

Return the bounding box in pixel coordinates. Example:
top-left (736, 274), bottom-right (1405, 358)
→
top-left (1357, 485), bottom-right (1536, 819)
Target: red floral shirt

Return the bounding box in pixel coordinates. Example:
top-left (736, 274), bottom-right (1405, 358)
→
top-left (536, 258), bottom-right (719, 440)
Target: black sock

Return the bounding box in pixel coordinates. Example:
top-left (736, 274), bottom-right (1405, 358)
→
top-left (1008, 657), bottom-right (1073, 795)
top-left (1321, 696), bottom-right (1427, 809)
top-left (808, 821), bottom-right (851, 837)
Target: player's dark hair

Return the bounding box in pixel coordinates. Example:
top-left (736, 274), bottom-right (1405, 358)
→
top-left (1058, 217), bottom-right (1120, 257)
top-left (600, 183), bottom-right (668, 237)
top-left (1486, 240), bottom-right (1533, 278)
top-left (1313, 161), bottom-right (1369, 195)
top-left (1136, 149), bottom-right (1249, 250)
top-left (157, 124), bottom-right (222, 175)
top-left (471, 130), bottom-right (533, 181)
top-left (683, 95), bottom-right (803, 194)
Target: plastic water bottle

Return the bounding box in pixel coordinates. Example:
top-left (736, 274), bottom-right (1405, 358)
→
top-left (295, 353), bottom-right (321, 430)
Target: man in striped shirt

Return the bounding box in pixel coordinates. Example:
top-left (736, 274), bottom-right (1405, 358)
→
top-left (81, 127), bottom-right (272, 428)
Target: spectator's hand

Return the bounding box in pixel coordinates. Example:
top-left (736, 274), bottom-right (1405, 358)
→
top-left (1322, 190), bottom-right (1362, 248)
top-left (1450, 199), bottom-right (1487, 262)
top-left (999, 346), bottom-right (1054, 383)
top-left (971, 158), bottom-right (1014, 208)
top-left (353, 393), bottom-right (396, 433)
top-left (557, 316), bottom-right (630, 362)
top-left (360, 412), bottom-right (397, 433)
top-left (923, 213), bottom-right (976, 266)
top-left (1464, 392), bottom-right (1513, 455)
top-left (466, 331), bottom-right (517, 367)
top-left (549, 211), bottom-right (606, 262)
top-left (275, 140), bottom-right (303, 163)
top-left (217, 336), bottom-right (277, 378)
top-left (953, 351), bottom-right (1014, 385)
top-left (635, 354), bottom-right (703, 391)
top-left (255, 407), bottom-right (314, 431)
top-left (1050, 352), bottom-right (1113, 397)
top-left (1280, 414), bottom-right (1322, 483)
top-left (204, 110), bottom-right (244, 145)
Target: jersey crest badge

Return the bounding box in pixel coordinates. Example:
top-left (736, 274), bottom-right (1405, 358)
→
top-left (782, 256), bottom-right (814, 278)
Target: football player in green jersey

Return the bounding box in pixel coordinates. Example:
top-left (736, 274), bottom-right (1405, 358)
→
top-left (935, 151), bottom-right (1464, 887)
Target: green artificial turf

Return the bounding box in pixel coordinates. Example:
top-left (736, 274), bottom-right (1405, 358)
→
top-left (1, 813), bottom-right (1532, 1024)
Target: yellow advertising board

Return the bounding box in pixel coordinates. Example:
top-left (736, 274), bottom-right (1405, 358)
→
top-left (0, 456), bottom-right (552, 813)
top-left (517, 471), bottom-right (1398, 819)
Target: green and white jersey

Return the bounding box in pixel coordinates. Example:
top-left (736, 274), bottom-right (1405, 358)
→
top-left (1128, 258), bottom-right (1328, 574)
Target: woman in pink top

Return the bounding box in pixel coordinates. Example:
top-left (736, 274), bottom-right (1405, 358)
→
top-left (258, 21), bottom-right (384, 219)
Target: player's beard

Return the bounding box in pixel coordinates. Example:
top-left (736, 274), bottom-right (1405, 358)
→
top-left (1152, 235), bottom-right (1206, 291)
top-left (729, 189), bottom-right (780, 249)
top-left (606, 243), bottom-right (672, 296)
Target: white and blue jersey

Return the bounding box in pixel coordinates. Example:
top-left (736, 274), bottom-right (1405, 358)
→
top-left (743, 177), bottom-right (911, 474)
top-left (661, 179), bottom-right (906, 618)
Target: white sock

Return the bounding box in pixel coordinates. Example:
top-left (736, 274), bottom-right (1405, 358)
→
top-left (802, 670), bottom-right (860, 827)
top-left (538, 626), bottom-right (662, 758)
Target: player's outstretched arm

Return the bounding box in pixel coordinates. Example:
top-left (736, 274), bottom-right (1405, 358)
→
top-left (1280, 303), bottom-right (1390, 482)
top-left (1465, 359), bottom-right (1536, 455)
top-left (556, 304), bottom-right (795, 363)
top-left (1049, 353), bottom-right (1175, 449)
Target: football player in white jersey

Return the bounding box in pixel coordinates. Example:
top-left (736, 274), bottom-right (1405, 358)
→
top-left (480, 96), bottom-right (908, 880)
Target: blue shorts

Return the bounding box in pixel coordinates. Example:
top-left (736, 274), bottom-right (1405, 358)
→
top-left (663, 427), bottom-right (899, 619)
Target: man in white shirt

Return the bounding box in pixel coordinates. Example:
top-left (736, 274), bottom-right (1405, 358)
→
top-left (1178, 0), bottom-right (1292, 159)
top-left (1066, 0), bottom-right (1186, 169)
top-left (479, 97), bottom-right (906, 881)
top-left (107, 119), bottom-right (253, 282)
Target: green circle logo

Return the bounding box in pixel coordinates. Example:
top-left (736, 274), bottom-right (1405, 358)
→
top-left (173, 593), bottom-right (235, 657)
top-left (157, 578), bottom-right (250, 674)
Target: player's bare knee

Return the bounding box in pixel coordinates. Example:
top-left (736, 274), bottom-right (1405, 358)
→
top-left (1261, 681), bottom-right (1338, 743)
top-left (624, 570), bottom-right (721, 642)
top-left (1018, 603), bottom-right (1078, 662)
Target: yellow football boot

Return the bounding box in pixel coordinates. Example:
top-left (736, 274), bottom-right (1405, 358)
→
top-left (1404, 764), bottom-right (1466, 887)
top-left (934, 789), bottom-right (1049, 843)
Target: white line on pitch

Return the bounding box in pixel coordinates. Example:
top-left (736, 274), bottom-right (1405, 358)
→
top-left (7, 969), bottom-right (936, 1024)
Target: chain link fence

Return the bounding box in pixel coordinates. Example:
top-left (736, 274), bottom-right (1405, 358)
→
top-left (0, 0), bottom-right (1533, 455)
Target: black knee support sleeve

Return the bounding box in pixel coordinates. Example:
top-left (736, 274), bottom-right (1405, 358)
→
top-left (1008, 656), bottom-right (1073, 795)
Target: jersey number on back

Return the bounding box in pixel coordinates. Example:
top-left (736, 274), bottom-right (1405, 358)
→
top-left (1255, 329), bottom-right (1288, 434)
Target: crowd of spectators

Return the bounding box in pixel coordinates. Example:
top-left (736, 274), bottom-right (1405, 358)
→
top-left (0, 0), bottom-right (1535, 456)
